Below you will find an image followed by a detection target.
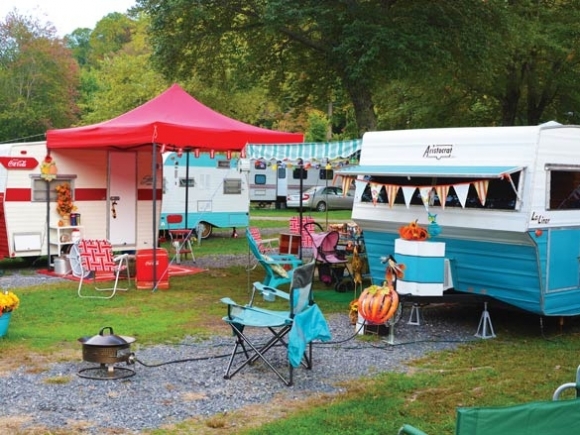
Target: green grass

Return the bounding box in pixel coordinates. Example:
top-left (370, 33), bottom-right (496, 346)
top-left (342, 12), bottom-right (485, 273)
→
top-left (3, 213), bottom-right (580, 434)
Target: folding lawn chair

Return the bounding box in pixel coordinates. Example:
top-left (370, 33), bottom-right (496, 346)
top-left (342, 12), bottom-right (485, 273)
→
top-left (76, 239), bottom-right (130, 299)
top-left (221, 261), bottom-right (331, 386)
top-left (247, 228), bottom-right (302, 289)
top-left (166, 214), bottom-right (195, 264)
top-left (246, 227), bottom-right (279, 271)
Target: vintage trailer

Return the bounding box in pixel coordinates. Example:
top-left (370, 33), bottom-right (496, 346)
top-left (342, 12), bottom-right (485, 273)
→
top-left (0, 141), bottom-right (160, 264)
top-left (160, 151), bottom-right (249, 238)
top-left (245, 139), bottom-right (361, 208)
top-left (340, 122), bottom-right (580, 316)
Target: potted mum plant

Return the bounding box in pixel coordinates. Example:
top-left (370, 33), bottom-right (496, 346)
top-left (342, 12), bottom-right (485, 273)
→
top-left (0, 290), bottom-right (20, 337)
top-left (55, 182), bottom-right (76, 226)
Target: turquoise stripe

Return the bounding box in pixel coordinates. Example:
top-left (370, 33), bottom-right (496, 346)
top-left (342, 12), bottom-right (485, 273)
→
top-left (396, 254), bottom-right (445, 283)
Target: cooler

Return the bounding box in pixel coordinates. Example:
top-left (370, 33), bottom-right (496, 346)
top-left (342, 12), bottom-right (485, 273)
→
top-left (136, 248), bottom-right (169, 290)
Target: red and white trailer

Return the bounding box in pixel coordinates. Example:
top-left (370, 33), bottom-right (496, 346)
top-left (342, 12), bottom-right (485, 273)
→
top-left (0, 141), bottom-right (161, 263)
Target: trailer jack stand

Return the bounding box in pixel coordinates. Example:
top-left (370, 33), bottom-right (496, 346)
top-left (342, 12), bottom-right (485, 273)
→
top-left (407, 303), bottom-right (423, 326)
top-left (475, 302), bottom-right (496, 339)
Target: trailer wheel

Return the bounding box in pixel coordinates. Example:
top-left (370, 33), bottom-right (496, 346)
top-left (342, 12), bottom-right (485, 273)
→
top-left (197, 222), bottom-right (213, 239)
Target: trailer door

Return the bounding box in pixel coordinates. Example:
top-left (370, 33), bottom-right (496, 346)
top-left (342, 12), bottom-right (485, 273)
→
top-left (108, 151), bottom-right (137, 246)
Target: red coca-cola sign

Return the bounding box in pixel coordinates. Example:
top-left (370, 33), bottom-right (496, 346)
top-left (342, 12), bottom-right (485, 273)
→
top-left (0, 157), bottom-right (39, 170)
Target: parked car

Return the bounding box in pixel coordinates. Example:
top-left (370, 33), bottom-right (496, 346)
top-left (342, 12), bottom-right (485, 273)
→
top-left (286, 186), bottom-right (354, 212)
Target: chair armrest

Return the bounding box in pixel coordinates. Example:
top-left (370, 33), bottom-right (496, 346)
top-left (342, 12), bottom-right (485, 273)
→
top-left (398, 424), bottom-right (429, 435)
top-left (253, 282), bottom-right (290, 300)
top-left (264, 254), bottom-right (303, 266)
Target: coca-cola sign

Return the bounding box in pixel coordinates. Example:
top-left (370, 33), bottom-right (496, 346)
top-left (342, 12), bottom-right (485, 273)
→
top-left (0, 157), bottom-right (39, 170)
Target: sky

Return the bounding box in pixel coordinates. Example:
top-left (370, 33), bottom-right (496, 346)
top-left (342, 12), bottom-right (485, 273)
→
top-left (0, 0), bottom-right (137, 36)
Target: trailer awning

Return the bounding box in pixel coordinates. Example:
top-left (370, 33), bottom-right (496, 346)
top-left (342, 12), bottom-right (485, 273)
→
top-left (337, 165), bottom-right (523, 178)
top-left (245, 139), bottom-right (361, 163)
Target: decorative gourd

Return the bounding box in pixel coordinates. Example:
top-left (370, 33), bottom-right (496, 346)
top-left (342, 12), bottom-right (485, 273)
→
top-left (398, 220), bottom-right (428, 241)
top-left (357, 284), bottom-right (399, 324)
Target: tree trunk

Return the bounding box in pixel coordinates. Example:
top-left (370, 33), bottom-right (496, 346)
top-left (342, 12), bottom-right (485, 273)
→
top-left (343, 79), bottom-right (377, 135)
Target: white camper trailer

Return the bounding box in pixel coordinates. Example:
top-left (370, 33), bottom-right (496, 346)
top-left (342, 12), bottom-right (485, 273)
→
top-left (340, 123), bottom-right (580, 317)
top-left (160, 151), bottom-right (249, 238)
top-left (245, 139), bottom-right (362, 208)
top-left (0, 141), bottom-right (160, 264)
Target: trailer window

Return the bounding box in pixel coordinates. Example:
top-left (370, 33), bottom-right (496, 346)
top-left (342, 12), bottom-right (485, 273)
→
top-left (254, 174), bottom-right (267, 185)
top-left (31, 177), bottom-right (75, 202)
top-left (548, 169), bottom-right (580, 210)
top-left (179, 178), bottom-right (195, 187)
top-left (217, 160), bottom-right (230, 169)
top-left (223, 179), bottom-right (242, 194)
top-left (292, 167), bottom-right (307, 180)
top-left (360, 172), bottom-right (520, 210)
top-left (319, 169), bottom-right (334, 180)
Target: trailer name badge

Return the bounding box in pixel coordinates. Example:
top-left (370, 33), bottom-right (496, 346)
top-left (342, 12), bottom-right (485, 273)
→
top-left (423, 144), bottom-right (453, 159)
top-left (531, 211), bottom-right (550, 224)
top-left (0, 157), bottom-right (39, 170)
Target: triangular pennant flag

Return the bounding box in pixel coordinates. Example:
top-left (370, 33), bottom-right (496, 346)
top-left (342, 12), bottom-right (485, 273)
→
top-left (401, 186), bottom-right (416, 209)
top-left (385, 184), bottom-right (399, 208)
top-left (341, 176), bottom-right (353, 196)
top-left (355, 180), bottom-right (367, 195)
top-left (453, 184), bottom-right (469, 208)
top-left (435, 185), bottom-right (450, 210)
top-left (473, 180), bottom-right (489, 206)
top-left (419, 187), bottom-right (433, 211)
top-left (370, 182), bottom-right (382, 205)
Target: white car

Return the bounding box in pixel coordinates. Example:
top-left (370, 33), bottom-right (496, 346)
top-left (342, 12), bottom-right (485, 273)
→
top-left (286, 186), bottom-right (354, 212)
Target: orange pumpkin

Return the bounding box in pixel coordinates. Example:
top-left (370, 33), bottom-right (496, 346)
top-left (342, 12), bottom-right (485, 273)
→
top-left (398, 220), bottom-right (428, 241)
top-left (357, 284), bottom-right (399, 324)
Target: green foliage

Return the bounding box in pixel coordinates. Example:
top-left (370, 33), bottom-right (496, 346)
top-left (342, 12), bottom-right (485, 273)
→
top-left (0, 11), bottom-right (80, 142)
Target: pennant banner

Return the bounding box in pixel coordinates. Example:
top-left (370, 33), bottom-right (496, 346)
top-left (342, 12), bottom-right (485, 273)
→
top-left (370, 182), bottom-right (382, 205)
top-left (473, 180), bottom-right (489, 206)
top-left (401, 186), bottom-right (416, 209)
top-left (435, 185), bottom-right (450, 210)
top-left (419, 187), bottom-right (433, 211)
top-left (453, 184), bottom-right (469, 208)
top-left (385, 184), bottom-right (399, 208)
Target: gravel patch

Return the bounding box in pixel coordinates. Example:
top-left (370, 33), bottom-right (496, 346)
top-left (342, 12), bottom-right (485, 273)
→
top-left (0, 248), bottom-right (482, 434)
top-left (0, 303), bottom-right (481, 434)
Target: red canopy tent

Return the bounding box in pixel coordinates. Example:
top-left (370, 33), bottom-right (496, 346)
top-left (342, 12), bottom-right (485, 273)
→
top-left (46, 83), bottom-right (303, 150)
top-left (45, 84), bottom-right (303, 288)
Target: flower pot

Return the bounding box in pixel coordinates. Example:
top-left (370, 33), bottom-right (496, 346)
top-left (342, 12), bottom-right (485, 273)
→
top-left (61, 214), bottom-right (71, 226)
top-left (0, 312), bottom-right (12, 338)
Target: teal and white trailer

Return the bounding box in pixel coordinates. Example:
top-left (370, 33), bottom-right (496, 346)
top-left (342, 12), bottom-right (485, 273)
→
top-left (160, 151), bottom-right (248, 238)
top-left (340, 122), bottom-right (580, 316)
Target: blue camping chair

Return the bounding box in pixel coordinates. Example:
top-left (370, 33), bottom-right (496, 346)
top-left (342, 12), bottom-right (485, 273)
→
top-left (246, 229), bottom-right (303, 289)
top-left (221, 261), bottom-right (331, 386)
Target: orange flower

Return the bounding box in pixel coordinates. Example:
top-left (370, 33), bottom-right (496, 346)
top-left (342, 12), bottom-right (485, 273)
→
top-left (55, 182), bottom-right (76, 216)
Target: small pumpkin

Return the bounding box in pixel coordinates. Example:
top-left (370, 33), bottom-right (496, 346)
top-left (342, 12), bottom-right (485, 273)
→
top-left (398, 220), bottom-right (428, 241)
top-left (357, 284), bottom-right (399, 324)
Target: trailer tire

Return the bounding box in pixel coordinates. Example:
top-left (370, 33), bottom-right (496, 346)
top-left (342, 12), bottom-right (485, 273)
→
top-left (197, 222), bottom-right (213, 239)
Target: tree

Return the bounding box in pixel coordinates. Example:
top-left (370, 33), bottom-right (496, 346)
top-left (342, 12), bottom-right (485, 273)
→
top-left (0, 11), bottom-right (79, 142)
top-left (136, 0), bottom-right (500, 135)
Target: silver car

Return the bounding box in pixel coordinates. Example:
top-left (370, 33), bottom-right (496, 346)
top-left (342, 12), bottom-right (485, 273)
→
top-left (286, 186), bottom-right (354, 212)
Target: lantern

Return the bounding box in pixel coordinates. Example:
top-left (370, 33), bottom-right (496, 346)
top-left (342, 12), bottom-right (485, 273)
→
top-left (357, 284), bottom-right (399, 324)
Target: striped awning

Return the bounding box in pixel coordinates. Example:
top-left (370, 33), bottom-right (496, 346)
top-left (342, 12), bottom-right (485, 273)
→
top-left (245, 139), bottom-right (361, 163)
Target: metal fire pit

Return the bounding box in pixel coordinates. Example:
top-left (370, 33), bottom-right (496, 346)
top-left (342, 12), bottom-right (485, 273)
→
top-left (78, 326), bottom-right (136, 380)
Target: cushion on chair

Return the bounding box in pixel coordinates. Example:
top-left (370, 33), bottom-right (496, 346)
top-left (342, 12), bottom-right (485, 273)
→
top-left (262, 254), bottom-right (289, 278)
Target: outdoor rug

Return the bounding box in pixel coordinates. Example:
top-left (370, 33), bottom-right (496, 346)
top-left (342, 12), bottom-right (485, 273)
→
top-left (37, 264), bottom-right (205, 282)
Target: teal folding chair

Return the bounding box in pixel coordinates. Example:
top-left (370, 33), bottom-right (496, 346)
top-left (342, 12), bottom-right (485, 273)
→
top-left (221, 261), bottom-right (331, 386)
top-left (246, 228), bottom-right (303, 289)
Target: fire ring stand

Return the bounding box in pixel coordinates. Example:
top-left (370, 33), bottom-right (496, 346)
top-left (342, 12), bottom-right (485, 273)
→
top-left (78, 364), bottom-right (135, 380)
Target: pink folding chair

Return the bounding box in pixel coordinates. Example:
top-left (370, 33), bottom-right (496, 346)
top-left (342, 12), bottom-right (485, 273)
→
top-left (77, 239), bottom-right (130, 299)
